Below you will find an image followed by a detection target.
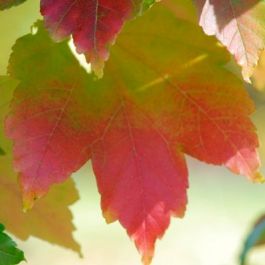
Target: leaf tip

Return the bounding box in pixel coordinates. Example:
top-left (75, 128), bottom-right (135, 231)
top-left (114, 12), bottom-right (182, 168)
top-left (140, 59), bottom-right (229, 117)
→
top-left (78, 250), bottom-right (84, 259)
top-left (92, 61), bottom-right (104, 79)
top-left (141, 252), bottom-right (153, 265)
top-left (252, 172), bottom-right (265, 183)
top-left (103, 208), bottom-right (118, 224)
top-left (85, 53), bottom-right (105, 78)
top-left (22, 191), bottom-right (41, 212)
top-left (22, 200), bottom-right (33, 212)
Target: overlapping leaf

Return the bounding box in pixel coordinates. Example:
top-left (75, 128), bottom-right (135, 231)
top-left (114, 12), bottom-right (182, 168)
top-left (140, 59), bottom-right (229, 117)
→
top-left (0, 224), bottom-right (25, 265)
top-left (5, 1), bottom-right (261, 264)
top-left (0, 76), bottom-right (80, 254)
top-left (41, 0), bottom-right (155, 77)
top-left (0, 0), bottom-right (26, 10)
top-left (194, 0), bottom-right (265, 81)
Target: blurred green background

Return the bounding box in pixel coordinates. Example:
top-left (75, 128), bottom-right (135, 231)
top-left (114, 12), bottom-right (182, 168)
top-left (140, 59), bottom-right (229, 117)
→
top-left (1, 1), bottom-right (265, 264)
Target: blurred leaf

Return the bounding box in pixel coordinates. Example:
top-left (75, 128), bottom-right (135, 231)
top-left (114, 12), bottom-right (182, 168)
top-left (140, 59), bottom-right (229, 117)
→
top-left (194, 0), bottom-right (265, 82)
top-left (240, 214), bottom-right (265, 265)
top-left (0, 223), bottom-right (25, 265)
top-left (0, 0), bottom-right (41, 74)
top-left (0, 76), bottom-right (81, 254)
top-left (0, 0), bottom-right (26, 10)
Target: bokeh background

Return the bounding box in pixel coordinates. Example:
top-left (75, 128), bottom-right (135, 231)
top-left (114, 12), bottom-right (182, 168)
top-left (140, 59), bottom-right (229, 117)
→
top-left (1, 1), bottom-right (265, 264)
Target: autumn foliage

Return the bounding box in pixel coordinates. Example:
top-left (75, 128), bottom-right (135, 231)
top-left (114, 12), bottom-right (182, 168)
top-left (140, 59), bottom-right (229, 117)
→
top-left (1, 0), bottom-right (265, 264)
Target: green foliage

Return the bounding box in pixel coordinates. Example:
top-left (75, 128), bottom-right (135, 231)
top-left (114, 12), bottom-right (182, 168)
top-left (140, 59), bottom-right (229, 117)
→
top-left (0, 224), bottom-right (25, 265)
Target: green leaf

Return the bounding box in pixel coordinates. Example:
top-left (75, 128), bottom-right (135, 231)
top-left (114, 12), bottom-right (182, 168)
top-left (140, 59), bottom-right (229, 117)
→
top-left (240, 215), bottom-right (265, 265)
top-left (141, 0), bottom-right (156, 13)
top-left (0, 224), bottom-right (25, 265)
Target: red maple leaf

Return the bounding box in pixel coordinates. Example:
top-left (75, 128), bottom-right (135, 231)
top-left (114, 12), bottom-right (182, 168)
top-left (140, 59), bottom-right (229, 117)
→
top-left (41, 0), bottom-right (153, 77)
top-left (5, 2), bottom-right (262, 264)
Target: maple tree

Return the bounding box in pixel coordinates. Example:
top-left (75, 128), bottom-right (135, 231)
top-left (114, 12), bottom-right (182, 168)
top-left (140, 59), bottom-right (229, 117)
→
top-left (1, 0), bottom-right (265, 264)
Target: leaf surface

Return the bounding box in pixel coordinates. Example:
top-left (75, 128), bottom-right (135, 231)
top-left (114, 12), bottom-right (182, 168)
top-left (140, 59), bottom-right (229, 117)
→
top-left (41, 0), bottom-right (155, 77)
top-left (240, 214), bottom-right (265, 265)
top-left (0, 147), bottom-right (5, 155)
top-left (0, 0), bottom-right (26, 10)
top-left (251, 50), bottom-right (265, 90)
top-left (194, 0), bottom-right (265, 81)
top-left (5, 1), bottom-right (261, 263)
top-left (0, 76), bottom-right (81, 254)
top-left (0, 224), bottom-right (25, 265)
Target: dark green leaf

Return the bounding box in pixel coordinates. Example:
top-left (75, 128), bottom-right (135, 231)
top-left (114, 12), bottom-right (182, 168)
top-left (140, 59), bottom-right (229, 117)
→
top-left (0, 224), bottom-right (25, 265)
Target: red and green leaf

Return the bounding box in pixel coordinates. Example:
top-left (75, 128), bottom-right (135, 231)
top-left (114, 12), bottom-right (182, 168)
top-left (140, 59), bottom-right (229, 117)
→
top-left (194, 0), bottom-right (265, 81)
top-left (5, 1), bottom-right (262, 264)
top-left (0, 76), bottom-right (81, 254)
top-left (41, 0), bottom-right (155, 77)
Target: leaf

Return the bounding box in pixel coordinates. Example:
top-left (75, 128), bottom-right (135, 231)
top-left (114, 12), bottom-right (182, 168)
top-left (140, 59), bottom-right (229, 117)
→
top-left (252, 92), bottom-right (265, 163)
top-left (194, 0), bottom-right (265, 81)
top-left (5, 0), bottom-right (261, 263)
top-left (0, 164), bottom-right (81, 254)
top-left (0, 77), bottom-right (18, 160)
top-left (0, 224), bottom-right (25, 265)
top-left (240, 214), bottom-right (265, 265)
top-left (41, 0), bottom-right (155, 77)
top-left (163, 0), bottom-right (197, 23)
top-left (0, 0), bottom-right (26, 10)
top-left (0, 76), bottom-right (81, 254)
